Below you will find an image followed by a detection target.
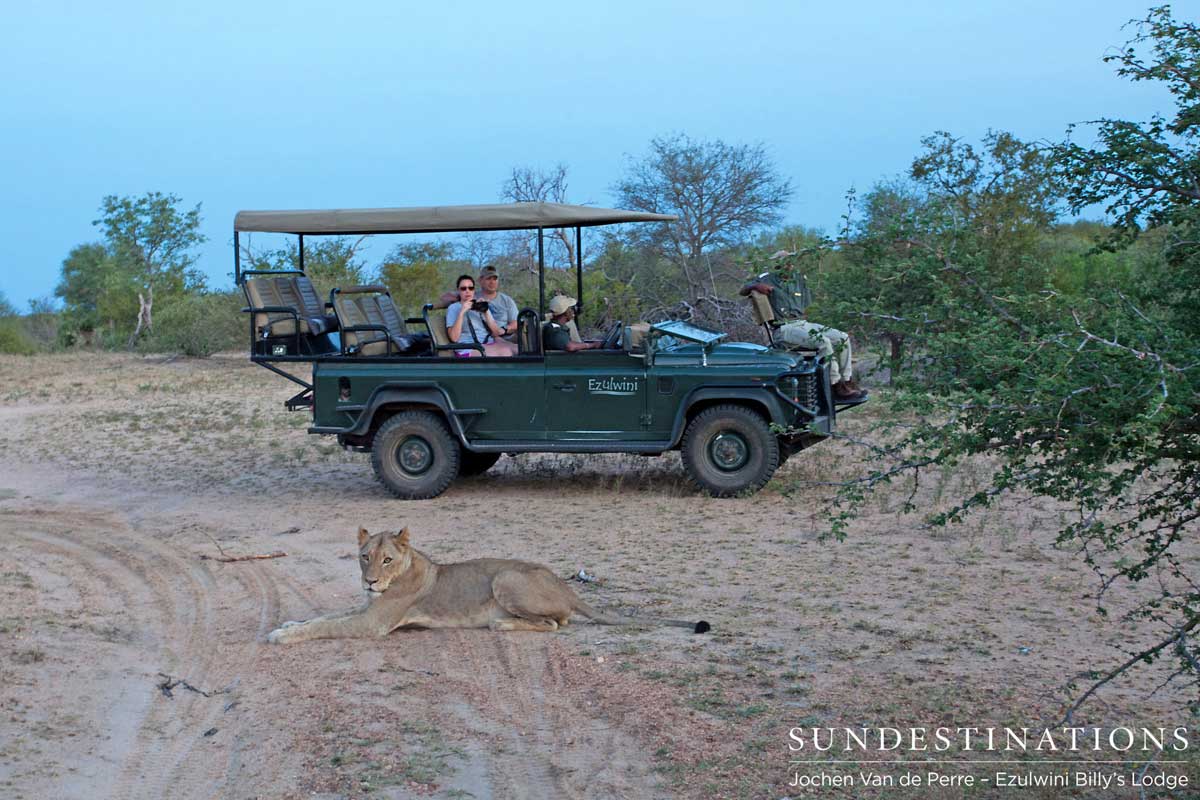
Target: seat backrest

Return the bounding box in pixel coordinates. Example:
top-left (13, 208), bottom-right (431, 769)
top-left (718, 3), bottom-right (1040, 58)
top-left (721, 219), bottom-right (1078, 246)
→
top-left (748, 290), bottom-right (775, 326)
top-left (332, 291), bottom-right (371, 352)
top-left (366, 295), bottom-right (407, 337)
top-left (243, 276), bottom-right (299, 337)
top-left (625, 322), bottom-right (651, 352)
top-left (424, 306), bottom-right (454, 357)
top-left (272, 277), bottom-right (307, 335)
top-left (748, 289), bottom-right (779, 346)
top-left (351, 297), bottom-right (394, 355)
top-left (292, 275), bottom-right (329, 324)
top-left (517, 309), bottom-right (540, 355)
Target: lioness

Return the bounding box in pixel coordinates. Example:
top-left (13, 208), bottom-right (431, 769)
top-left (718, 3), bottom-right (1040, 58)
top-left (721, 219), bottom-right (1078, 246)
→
top-left (268, 527), bottom-right (708, 643)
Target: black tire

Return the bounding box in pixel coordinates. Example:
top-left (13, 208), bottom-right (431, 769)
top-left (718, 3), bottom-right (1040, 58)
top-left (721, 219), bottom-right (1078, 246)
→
top-left (459, 450), bottom-right (501, 477)
top-left (681, 404), bottom-right (779, 497)
top-left (371, 411), bottom-right (460, 499)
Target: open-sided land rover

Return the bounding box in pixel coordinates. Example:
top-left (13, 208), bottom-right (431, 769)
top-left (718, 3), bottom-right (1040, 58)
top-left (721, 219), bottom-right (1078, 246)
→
top-left (236, 202), bottom-right (860, 499)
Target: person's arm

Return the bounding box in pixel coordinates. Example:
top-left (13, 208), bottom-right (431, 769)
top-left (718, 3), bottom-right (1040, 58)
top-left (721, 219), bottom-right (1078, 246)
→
top-left (563, 339), bottom-right (600, 352)
top-left (482, 309), bottom-right (505, 339)
top-left (503, 295), bottom-right (518, 335)
top-left (739, 281), bottom-right (774, 297)
top-left (447, 303), bottom-right (466, 341)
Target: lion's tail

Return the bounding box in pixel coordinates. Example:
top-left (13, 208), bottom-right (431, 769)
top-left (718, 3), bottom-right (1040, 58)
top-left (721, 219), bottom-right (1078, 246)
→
top-left (572, 599), bottom-right (710, 634)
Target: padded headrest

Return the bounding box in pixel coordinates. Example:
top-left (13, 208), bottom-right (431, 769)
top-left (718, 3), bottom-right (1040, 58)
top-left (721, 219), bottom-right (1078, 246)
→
top-left (749, 290), bottom-right (775, 325)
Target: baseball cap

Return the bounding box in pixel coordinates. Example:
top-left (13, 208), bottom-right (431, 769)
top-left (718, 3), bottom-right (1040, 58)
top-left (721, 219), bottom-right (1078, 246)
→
top-left (479, 265), bottom-right (499, 278)
top-left (548, 295), bottom-right (577, 315)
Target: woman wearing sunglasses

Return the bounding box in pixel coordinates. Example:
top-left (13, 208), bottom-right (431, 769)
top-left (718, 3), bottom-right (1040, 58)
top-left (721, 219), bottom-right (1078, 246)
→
top-left (445, 275), bottom-right (518, 357)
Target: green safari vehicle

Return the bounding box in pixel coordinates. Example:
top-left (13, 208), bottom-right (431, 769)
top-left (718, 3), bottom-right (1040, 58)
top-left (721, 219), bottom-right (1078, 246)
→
top-left (236, 202), bottom-right (859, 499)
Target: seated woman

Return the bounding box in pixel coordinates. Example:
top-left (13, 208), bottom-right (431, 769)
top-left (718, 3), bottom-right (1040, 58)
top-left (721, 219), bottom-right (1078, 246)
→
top-left (445, 275), bottom-right (518, 357)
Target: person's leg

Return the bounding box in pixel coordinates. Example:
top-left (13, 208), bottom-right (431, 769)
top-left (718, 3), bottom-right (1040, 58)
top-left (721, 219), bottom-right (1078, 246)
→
top-left (484, 340), bottom-right (517, 357)
top-left (780, 321), bottom-right (840, 383)
top-left (823, 327), bottom-right (852, 383)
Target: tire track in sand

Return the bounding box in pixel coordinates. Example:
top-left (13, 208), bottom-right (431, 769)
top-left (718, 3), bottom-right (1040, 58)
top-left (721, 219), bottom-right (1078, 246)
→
top-left (3, 509), bottom-right (278, 800)
top-left (430, 631), bottom-right (664, 799)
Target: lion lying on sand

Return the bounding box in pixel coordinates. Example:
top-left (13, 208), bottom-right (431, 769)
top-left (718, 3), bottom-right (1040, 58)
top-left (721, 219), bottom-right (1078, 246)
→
top-left (268, 527), bottom-right (708, 643)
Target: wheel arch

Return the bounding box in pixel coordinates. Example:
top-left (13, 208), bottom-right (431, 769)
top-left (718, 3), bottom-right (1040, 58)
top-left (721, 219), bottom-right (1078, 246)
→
top-left (670, 389), bottom-right (785, 449)
top-left (349, 386), bottom-right (466, 445)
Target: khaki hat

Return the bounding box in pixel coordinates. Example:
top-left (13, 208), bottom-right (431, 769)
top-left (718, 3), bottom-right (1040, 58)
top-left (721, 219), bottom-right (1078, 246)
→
top-left (479, 265), bottom-right (499, 278)
top-left (548, 295), bottom-right (577, 315)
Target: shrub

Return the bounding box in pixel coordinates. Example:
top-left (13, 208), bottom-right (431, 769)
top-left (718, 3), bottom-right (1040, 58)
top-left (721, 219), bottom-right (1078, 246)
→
top-left (0, 317), bottom-right (36, 354)
top-left (140, 291), bottom-right (244, 357)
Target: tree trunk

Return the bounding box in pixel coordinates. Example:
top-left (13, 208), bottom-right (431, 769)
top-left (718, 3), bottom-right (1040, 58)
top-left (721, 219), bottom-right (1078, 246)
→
top-left (888, 332), bottom-right (904, 383)
top-left (126, 287), bottom-right (153, 349)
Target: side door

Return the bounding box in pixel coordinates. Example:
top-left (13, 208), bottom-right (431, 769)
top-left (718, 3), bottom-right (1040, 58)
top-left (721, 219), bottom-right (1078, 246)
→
top-left (544, 351), bottom-right (653, 441)
top-left (436, 358), bottom-right (547, 441)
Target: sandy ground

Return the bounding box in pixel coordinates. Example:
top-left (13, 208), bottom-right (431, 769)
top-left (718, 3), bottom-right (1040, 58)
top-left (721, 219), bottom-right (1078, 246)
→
top-left (0, 352), bottom-right (1194, 799)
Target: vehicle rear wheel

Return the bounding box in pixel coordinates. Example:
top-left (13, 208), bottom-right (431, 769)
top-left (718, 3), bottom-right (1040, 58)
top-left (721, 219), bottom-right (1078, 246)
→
top-left (681, 404), bottom-right (779, 497)
top-left (459, 450), bottom-right (501, 476)
top-left (371, 411), bottom-right (459, 499)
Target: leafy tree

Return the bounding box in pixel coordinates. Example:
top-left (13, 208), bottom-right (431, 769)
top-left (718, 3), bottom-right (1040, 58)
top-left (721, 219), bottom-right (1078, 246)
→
top-left (816, 132), bottom-right (1059, 377)
top-left (241, 236), bottom-right (369, 302)
top-left (55, 242), bottom-right (122, 339)
top-left (378, 242), bottom-right (465, 317)
top-left (821, 6), bottom-right (1200, 715)
top-left (586, 238), bottom-right (680, 322)
top-left (92, 193), bottom-right (206, 347)
top-left (613, 134), bottom-right (792, 316)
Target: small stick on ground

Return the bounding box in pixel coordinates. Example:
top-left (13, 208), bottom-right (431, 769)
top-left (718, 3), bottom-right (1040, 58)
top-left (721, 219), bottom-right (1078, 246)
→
top-left (200, 531), bottom-right (286, 562)
top-left (200, 551), bottom-right (287, 563)
top-left (157, 673), bottom-right (233, 699)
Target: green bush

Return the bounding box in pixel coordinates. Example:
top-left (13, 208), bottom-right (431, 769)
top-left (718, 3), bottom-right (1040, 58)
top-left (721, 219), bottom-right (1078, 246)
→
top-left (140, 291), bottom-right (244, 357)
top-left (0, 317), bottom-right (36, 354)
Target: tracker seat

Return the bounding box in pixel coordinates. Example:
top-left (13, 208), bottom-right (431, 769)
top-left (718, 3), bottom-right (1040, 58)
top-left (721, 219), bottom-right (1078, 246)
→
top-left (748, 289), bottom-right (817, 353)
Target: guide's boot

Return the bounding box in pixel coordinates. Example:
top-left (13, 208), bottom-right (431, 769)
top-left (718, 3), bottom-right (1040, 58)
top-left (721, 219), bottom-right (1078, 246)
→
top-left (833, 381), bottom-right (867, 402)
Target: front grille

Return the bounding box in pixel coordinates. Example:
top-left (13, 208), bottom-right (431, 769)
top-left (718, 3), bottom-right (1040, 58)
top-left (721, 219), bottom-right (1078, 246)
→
top-left (799, 374), bottom-right (818, 408)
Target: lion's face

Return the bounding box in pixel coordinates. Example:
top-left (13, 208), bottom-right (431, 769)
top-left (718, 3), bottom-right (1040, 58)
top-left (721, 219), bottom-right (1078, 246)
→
top-left (357, 526), bottom-right (413, 596)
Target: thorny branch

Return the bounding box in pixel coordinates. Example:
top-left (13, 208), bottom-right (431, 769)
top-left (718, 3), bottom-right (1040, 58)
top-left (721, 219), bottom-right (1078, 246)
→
top-left (1060, 614), bottom-right (1200, 725)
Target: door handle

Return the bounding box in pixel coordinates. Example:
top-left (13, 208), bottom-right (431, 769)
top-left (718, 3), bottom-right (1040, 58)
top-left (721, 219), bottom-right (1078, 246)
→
top-left (553, 382), bottom-right (576, 392)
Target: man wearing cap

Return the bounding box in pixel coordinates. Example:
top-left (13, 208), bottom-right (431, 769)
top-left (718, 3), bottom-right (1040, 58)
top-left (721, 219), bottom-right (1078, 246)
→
top-left (739, 251), bottom-right (866, 402)
top-left (477, 265), bottom-right (519, 339)
top-left (543, 295), bottom-right (603, 352)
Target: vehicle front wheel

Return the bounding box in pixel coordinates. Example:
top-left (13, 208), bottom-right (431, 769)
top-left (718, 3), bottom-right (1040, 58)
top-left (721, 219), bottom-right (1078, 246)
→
top-left (371, 411), bottom-right (460, 499)
top-left (459, 450), bottom-right (501, 477)
top-left (681, 405), bottom-right (779, 497)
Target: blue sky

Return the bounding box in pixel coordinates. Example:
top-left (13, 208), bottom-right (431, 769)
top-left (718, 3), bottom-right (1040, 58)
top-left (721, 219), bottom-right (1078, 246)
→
top-left (0, 0), bottom-right (1175, 308)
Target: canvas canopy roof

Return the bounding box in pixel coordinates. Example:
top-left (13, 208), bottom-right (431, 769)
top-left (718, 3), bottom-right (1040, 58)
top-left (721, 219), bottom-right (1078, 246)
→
top-left (234, 202), bottom-right (677, 234)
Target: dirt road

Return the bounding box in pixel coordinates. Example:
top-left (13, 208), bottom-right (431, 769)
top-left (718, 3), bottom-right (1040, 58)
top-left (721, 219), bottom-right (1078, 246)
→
top-left (0, 354), bottom-right (1190, 799)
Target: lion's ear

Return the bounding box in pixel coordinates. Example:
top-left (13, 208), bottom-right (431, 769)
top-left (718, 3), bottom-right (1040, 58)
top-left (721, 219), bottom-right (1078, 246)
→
top-left (357, 527), bottom-right (370, 547)
top-left (395, 527), bottom-right (410, 546)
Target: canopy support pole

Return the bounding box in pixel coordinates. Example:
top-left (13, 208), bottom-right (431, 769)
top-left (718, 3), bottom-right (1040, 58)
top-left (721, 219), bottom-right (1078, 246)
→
top-left (234, 231), bottom-right (241, 285)
top-left (537, 227), bottom-right (545, 317)
top-left (575, 226), bottom-right (583, 312)
top-left (298, 234), bottom-right (305, 274)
